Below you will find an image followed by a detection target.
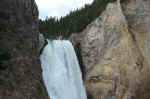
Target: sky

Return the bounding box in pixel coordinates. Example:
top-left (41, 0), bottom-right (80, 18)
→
top-left (35, 0), bottom-right (93, 19)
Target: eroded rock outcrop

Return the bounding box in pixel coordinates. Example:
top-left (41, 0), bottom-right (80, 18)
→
top-left (70, 0), bottom-right (150, 99)
top-left (0, 0), bottom-right (49, 99)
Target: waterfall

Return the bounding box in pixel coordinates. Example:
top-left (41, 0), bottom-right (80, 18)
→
top-left (40, 40), bottom-right (87, 99)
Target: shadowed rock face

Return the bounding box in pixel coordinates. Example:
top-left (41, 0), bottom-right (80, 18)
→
top-left (70, 0), bottom-right (150, 99)
top-left (0, 0), bottom-right (49, 99)
top-left (123, 0), bottom-right (150, 99)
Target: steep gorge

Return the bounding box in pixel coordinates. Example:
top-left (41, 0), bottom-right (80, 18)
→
top-left (1, 0), bottom-right (150, 99)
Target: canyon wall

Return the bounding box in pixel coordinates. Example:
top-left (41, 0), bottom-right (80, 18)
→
top-left (70, 0), bottom-right (150, 99)
top-left (0, 0), bottom-right (49, 99)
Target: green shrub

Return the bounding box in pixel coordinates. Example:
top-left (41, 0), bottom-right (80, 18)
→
top-left (0, 24), bottom-right (8, 32)
top-left (0, 48), bottom-right (11, 71)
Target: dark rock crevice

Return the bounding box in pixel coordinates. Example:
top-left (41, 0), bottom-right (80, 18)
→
top-left (74, 43), bottom-right (86, 80)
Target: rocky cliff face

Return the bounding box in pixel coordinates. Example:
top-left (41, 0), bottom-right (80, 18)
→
top-left (70, 0), bottom-right (150, 99)
top-left (0, 0), bottom-right (49, 99)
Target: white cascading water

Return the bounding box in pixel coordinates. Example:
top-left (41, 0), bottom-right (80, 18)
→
top-left (40, 40), bottom-right (87, 99)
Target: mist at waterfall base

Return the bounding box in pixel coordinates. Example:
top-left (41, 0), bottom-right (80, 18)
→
top-left (40, 40), bottom-right (87, 99)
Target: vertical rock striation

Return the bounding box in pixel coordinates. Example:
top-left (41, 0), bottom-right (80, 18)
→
top-left (70, 0), bottom-right (150, 99)
top-left (123, 0), bottom-right (150, 98)
top-left (0, 0), bottom-right (49, 99)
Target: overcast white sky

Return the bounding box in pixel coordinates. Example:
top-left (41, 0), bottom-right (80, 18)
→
top-left (35, 0), bottom-right (93, 19)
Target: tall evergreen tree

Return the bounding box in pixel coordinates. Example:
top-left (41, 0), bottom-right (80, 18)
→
top-left (39, 0), bottom-right (124, 38)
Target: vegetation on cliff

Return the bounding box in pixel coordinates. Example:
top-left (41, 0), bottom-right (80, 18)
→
top-left (39, 0), bottom-right (118, 37)
top-left (0, 48), bottom-right (10, 71)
